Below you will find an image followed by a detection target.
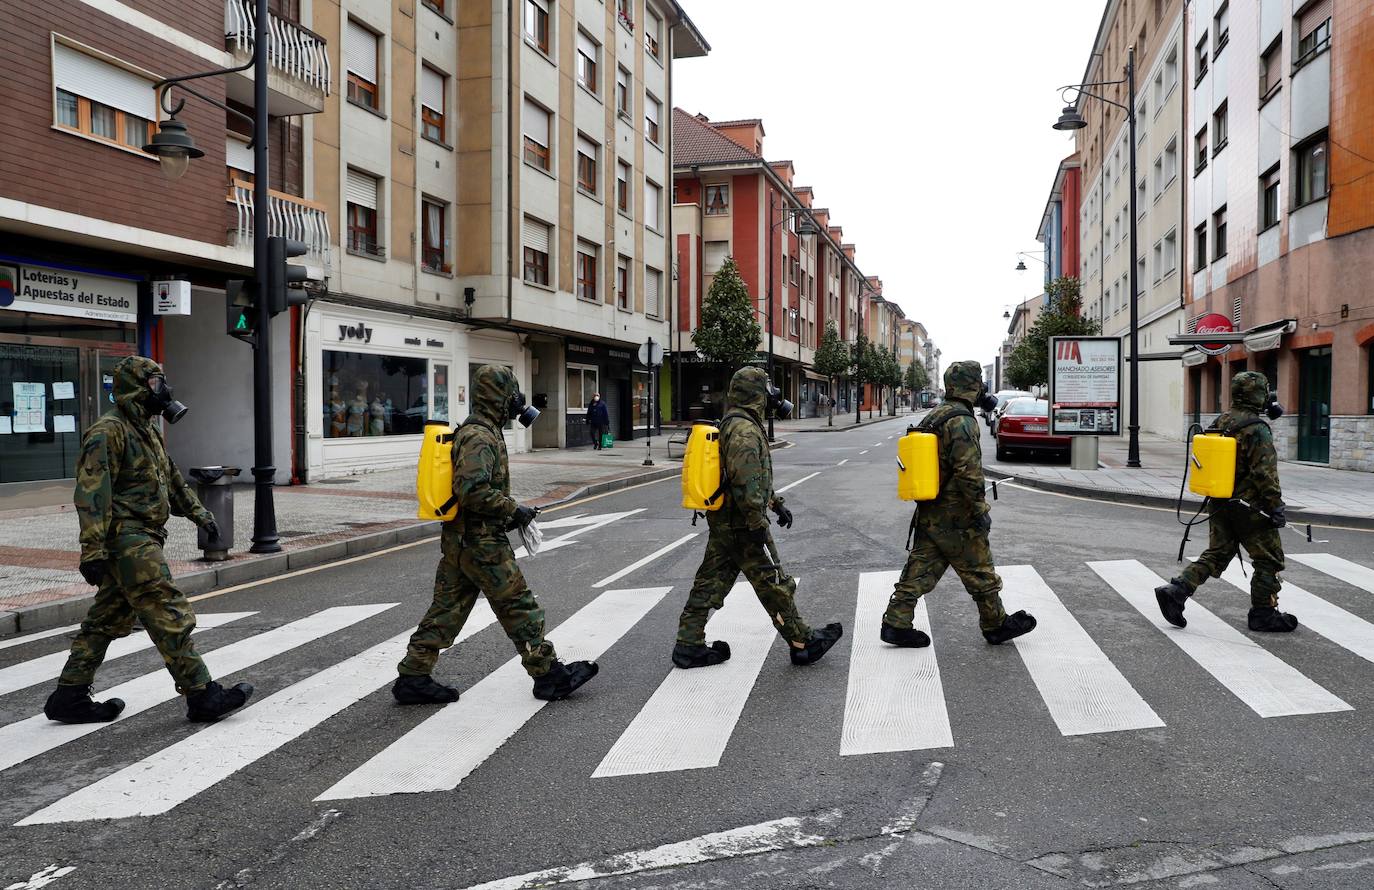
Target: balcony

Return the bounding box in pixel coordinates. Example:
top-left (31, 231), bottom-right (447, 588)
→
top-left (228, 179), bottom-right (330, 277)
top-left (225, 0), bottom-right (330, 116)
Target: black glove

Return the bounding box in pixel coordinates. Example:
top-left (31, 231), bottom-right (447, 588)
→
top-left (79, 559), bottom-right (109, 586)
top-left (1268, 505), bottom-right (1287, 528)
top-left (747, 526), bottom-right (769, 545)
top-left (203, 519), bottom-right (222, 543)
top-left (771, 503), bottom-right (793, 529)
top-left (506, 505), bottom-right (539, 531)
top-left (976, 512), bottom-right (992, 534)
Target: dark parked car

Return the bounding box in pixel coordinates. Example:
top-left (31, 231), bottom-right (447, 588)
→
top-left (994, 398), bottom-right (1070, 461)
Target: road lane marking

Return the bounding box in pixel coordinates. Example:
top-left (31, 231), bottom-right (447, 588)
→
top-left (999, 566), bottom-right (1164, 736)
top-left (0, 604), bottom-right (397, 775)
top-left (593, 581), bottom-right (781, 777)
top-left (1218, 563), bottom-right (1374, 667)
top-left (18, 604), bottom-right (499, 824)
top-left (592, 534), bottom-right (697, 588)
top-left (775, 472), bottom-right (821, 495)
top-left (318, 588), bottom-right (669, 800)
top-left (0, 612), bottom-right (254, 698)
top-left (860, 450), bottom-right (869, 455)
top-left (513, 509), bottom-right (646, 559)
top-left (841, 571), bottom-right (952, 755)
top-left (0, 625), bottom-right (81, 652)
top-left (873, 442), bottom-right (883, 447)
top-left (1288, 554), bottom-right (1374, 594)
top-left (1088, 560), bottom-right (1349, 718)
top-left (837, 459), bottom-right (849, 466)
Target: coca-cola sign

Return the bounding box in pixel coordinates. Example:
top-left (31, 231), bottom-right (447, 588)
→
top-left (1194, 312), bottom-right (1234, 356)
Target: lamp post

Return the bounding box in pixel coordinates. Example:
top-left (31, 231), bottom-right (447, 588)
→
top-left (1014, 251), bottom-right (1048, 272)
top-left (766, 192), bottom-right (819, 441)
top-left (143, 0), bottom-right (282, 550)
top-left (1053, 45), bottom-right (1141, 468)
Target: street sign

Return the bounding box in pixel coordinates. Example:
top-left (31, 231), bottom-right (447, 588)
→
top-left (1048, 336), bottom-right (1122, 436)
top-left (1194, 312), bottom-right (1235, 355)
top-left (637, 338), bottom-right (664, 368)
top-left (153, 280), bottom-right (191, 315)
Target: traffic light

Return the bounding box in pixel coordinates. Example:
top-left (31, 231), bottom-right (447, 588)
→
top-left (226, 279), bottom-right (257, 341)
top-left (267, 236), bottom-right (310, 316)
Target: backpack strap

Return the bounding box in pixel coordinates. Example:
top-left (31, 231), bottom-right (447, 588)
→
top-left (1224, 417), bottom-right (1267, 437)
top-left (704, 416), bottom-right (735, 507)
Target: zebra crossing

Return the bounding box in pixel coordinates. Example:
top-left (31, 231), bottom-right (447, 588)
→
top-left (3, 554), bottom-right (1374, 826)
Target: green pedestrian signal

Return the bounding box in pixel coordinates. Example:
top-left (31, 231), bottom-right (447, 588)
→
top-left (225, 279), bottom-right (257, 343)
top-left (233, 311), bottom-right (250, 331)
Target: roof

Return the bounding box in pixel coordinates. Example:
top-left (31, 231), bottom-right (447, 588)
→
top-left (664, 0), bottom-right (711, 58)
top-left (708, 118), bottom-right (764, 131)
top-left (672, 109), bottom-right (763, 167)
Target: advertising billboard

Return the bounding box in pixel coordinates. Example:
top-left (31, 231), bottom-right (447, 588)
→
top-left (1049, 336), bottom-right (1122, 436)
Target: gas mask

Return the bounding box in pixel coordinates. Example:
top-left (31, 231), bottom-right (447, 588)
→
top-left (508, 390), bottom-right (540, 428)
top-left (146, 375), bottom-right (189, 424)
top-left (973, 385), bottom-right (999, 414)
top-left (1264, 391), bottom-right (1285, 421)
top-left (766, 383), bottom-right (793, 420)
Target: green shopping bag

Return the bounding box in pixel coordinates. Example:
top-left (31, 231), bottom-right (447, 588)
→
top-left (600, 433), bottom-right (614, 449)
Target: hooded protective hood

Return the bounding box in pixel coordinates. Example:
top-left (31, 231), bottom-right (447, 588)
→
top-left (943, 360), bottom-right (985, 407)
top-left (1231, 371), bottom-right (1269, 413)
top-left (726, 366), bottom-right (770, 425)
top-left (112, 356), bottom-right (163, 421)
top-left (471, 363), bottom-right (516, 428)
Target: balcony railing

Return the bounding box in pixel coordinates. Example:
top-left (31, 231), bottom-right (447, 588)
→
top-left (226, 0), bottom-right (331, 96)
top-left (229, 179), bottom-right (330, 271)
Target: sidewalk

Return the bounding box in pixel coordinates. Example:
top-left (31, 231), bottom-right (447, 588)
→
top-left (770, 406), bottom-right (920, 433)
top-left (0, 431), bottom-right (694, 635)
top-left (982, 425), bottom-right (1374, 527)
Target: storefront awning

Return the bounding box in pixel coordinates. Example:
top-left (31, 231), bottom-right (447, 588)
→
top-left (1181, 348), bottom-right (1208, 367)
top-left (803, 370), bottom-right (829, 381)
top-left (1168, 318), bottom-right (1296, 349)
top-left (1242, 325), bottom-right (1289, 352)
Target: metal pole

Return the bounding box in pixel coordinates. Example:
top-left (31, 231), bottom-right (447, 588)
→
top-left (1126, 45), bottom-right (1141, 469)
top-left (250, 0), bottom-right (280, 553)
top-left (767, 192), bottom-right (775, 442)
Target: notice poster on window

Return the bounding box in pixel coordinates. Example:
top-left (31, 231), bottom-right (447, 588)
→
top-left (1049, 336), bottom-right (1122, 436)
top-left (52, 381), bottom-right (75, 400)
top-left (53, 415), bottom-right (76, 433)
top-left (12, 382), bottom-right (46, 433)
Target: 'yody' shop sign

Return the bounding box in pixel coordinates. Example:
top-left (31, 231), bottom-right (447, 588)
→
top-left (0, 260), bottom-right (138, 323)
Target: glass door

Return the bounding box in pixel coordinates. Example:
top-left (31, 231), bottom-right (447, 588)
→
top-left (0, 342), bottom-right (81, 483)
top-left (1298, 347), bottom-right (1331, 463)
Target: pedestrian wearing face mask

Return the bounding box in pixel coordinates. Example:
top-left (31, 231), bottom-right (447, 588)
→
top-left (45, 356), bottom-right (253, 725)
top-left (394, 364), bottom-right (599, 704)
top-left (587, 392), bottom-right (610, 450)
top-left (880, 360), bottom-right (1037, 649)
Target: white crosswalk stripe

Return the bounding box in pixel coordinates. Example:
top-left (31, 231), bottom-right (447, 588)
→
top-left (841, 571), bottom-right (952, 754)
top-left (1218, 564), bottom-right (1374, 666)
top-left (318, 587), bottom-right (669, 800)
top-left (593, 582), bottom-right (780, 778)
top-left (0, 604), bottom-right (397, 775)
top-left (1088, 560), bottom-right (1350, 718)
top-left (1289, 553), bottom-right (1374, 595)
top-left (0, 612), bottom-right (255, 698)
top-left (0, 624), bottom-right (81, 652)
top-left (17, 602), bottom-right (497, 825)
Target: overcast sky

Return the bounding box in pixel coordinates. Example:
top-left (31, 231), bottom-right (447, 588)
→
top-left (673, 0), bottom-right (1106, 372)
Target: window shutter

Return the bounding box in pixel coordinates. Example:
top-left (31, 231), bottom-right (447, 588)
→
top-left (1298, 0), bottom-right (1332, 38)
top-left (52, 43), bottom-right (156, 121)
top-left (578, 134), bottom-right (598, 161)
top-left (225, 137), bottom-right (254, 173)
top-left (618, 67), bottom-right (630, 91)
top-left (346, 169), bottom-right (378, 210)
top-left (646, 99), bottom-right (660, 126)
top-left (577, 31), bottom-right (596, 63)
top-left (523, 217), bottom-right (550, 254)
top-left (646, 268), bottom-right (661, 316)
top-left (420, 66), bottom-right (444, 113)
top-left (704, 241), bottom-right (728, 275)
top-left (645, 181), bottom-right (660, 226)
top-left (345, 20), bottom-right (378, 82)
top-left (522, 98), bottom-right (548, 144)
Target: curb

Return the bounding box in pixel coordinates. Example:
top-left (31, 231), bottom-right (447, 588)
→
top-left (791, 415), bottom-right (918, 433)
top-left (1, 465), bottom-right (688, 639)
top-left (986, 467), bottom-right (1374, 531)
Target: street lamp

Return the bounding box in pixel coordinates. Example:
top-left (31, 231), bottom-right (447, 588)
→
top-left (143, 0), bottom-right (285, 550)
top-left (766, 193), bottom-right (818, 441)
top-left (1053, 45), bottom-right (1142, 469)
top-left (1014, 251), bottom-right (1047, 273)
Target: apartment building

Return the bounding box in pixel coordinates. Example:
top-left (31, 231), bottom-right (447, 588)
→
top-left (0, 0), bottom-right (327, 493)
top-left (1075, 0), bottom-right (1188, 439)
top-left (1180, 0), bottom-right (1374, 470)
top-left (1037, 154), bottom-right (1083, 284)
top-left (671, 111), bottom-right (871, 420)
top-left (304, 0), bottom-right (707, 473)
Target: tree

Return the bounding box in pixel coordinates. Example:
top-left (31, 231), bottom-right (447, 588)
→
top-left (694, 257), bottom-right (762, 376)
top-left (1004, 276), bottom-right (1102, 390)
top-left (904, 361), bottom-right (929, 397)
top-left (850, 333), bottom-right (871, 423)
top-left (861, 340), bottom-right (882, 418)
top-left (874, 345), bottom-right (901, 415)
top-left (813, 321), bottom-right (850, 427)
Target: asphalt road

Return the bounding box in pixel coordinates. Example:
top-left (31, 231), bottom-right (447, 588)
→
top-left (4, 415), bottom-right (1374, 890)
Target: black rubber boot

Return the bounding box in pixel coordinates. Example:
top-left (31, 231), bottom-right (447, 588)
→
top-left (532, 660), bottom-right (599, 701)
top-left (186, 680), bottom-right (255, 723)
top-left (672, 641), bottom-right (731, 669)
top-left (1248, 607), bottom-right (1299, 633)
top-left (1155, 578), bottom-right (1192, 628)
top-left (790, 622), bottom-right (844, 666)
top-left (392, 674), bottom-right (459, 704)
top-left (983, 610), bottom-right (1038, 645)
top-left (880, 624), bottom-right (931, 648)
top-left (43, 684), bottom-right (125, 724)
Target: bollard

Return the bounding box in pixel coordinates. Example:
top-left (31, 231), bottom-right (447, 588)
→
top-left (189, 466), bottom-right (241, 560)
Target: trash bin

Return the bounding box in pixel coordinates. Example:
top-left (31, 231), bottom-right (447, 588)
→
top-left (189, 466), bottom-right (240, 561)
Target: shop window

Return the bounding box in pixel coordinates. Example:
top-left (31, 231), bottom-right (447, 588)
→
top-left (1210, 363), bottom-right (1222, 412)
top-left (522, 217), bottom-right (551, 286)
top-left (577, 242), bottom-right (598, 302)
top-left (345, 19), bottom-right (380, 109)
top-left (1260, 353), bottom-right (1279, 393)
top-left (420, 65), bottom-right (446, 143)
top-left (51, 42), bottom-right (157, 153)
top-left (421, 198), bottom-right (447, 272)
top-left (0, 343), bottom-right (86, 484)
top-left (323, 350), bottom-right (428, 438)
top-left (704, 184), bottom-right (729, 215)
top-left (432, 362), bottom-right (449, 422)
top-left (470, 363), bottom-right (514, 429)
top-left (566, 363), bottom-right (598, 413)
top-left (632, 370), bottom-right (651, 430)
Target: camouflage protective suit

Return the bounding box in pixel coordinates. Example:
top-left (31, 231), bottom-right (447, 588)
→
top-left (399, 364), bottom-right (558, 679)
top-left (1178, 371), bottom-right (1286, 607)
top-left (884, 360), bottom-right (1009, 634)
top-left (59, 356), bottom-right (215, 694)
top-left (676, 366), bottom-right (812, 648)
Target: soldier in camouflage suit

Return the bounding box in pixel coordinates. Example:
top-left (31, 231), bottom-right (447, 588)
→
top-left (394, 364), bottom-right (599, 703)
top-left (46, 356), bottom-right (254, 725)
top-left (881, 360), bottom-right (1037, 648)
top-left (1156, 371), bottom-right (1297, 632)
top-left (673, 366), bottom-right (843, 669)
